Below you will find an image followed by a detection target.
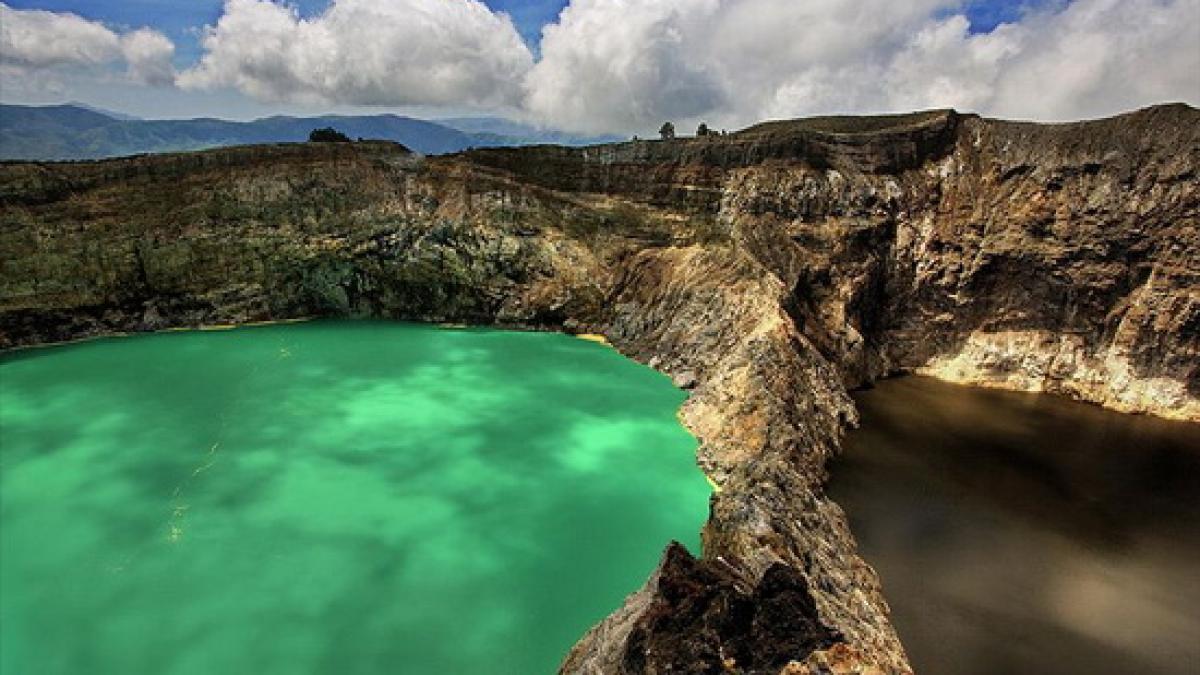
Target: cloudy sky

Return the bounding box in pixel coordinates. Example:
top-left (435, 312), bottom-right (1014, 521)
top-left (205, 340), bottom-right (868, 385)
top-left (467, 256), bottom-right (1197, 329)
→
top-left (1, 0), bottom-right (1197, 133)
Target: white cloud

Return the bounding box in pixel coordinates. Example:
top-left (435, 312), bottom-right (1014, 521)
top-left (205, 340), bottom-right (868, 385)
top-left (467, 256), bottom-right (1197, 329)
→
top-left (523, 0), bottom-right (727, 135)
top-left (523, 0), bottom-right (957, 133)
top-left (0, 3), bottom-right (175, 86)
top-left (121, 29), bottom-right (177, 87)
top-left (525, 0), bottom-right (1200, 134)
top-left (177, 0), bottom-right (534, 108)
top-left (983, 0), bottom-right (1200, 120)
top-left (883, 16), bottom-right (1025, 114)
top-left (2, 0), bottom-right (1196, 132)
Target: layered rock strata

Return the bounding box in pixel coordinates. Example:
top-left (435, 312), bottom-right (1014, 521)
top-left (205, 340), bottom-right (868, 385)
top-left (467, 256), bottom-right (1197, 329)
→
top-left (2, 104), bottom-right (1196, 673)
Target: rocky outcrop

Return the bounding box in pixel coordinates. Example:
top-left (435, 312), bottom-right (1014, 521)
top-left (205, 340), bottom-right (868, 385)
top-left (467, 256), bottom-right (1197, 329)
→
top-left (2, 103), bottom-right (1196, 673)
top-left (563, 542), bottom-right (843, 674)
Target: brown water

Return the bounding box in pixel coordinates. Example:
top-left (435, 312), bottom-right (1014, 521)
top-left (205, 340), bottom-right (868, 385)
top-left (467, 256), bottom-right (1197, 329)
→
top-left (828, 376), bottom-right (1200, 675)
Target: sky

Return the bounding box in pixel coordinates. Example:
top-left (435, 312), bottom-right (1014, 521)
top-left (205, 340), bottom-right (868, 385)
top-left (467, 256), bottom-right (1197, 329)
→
top-left (1, 0), bottom-right (1197, 133)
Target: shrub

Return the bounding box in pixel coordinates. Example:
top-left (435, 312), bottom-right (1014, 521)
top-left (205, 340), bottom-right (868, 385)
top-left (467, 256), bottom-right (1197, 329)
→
top-left (308, 127), bottom-right (351, 143)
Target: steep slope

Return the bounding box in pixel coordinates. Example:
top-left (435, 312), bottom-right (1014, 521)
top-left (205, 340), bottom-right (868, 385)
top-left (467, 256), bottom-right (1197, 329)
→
top-left (1, 104), bottom-right (1196, 674)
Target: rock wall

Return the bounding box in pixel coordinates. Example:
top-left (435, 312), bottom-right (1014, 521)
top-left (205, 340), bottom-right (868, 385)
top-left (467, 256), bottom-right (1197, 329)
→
top-left (2, 104), bottom-right (1196, 674)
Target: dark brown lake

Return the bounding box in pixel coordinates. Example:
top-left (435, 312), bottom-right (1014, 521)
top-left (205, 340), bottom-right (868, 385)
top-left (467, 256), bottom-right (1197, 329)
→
top-left (828, 376), bottom-right (1200, 675)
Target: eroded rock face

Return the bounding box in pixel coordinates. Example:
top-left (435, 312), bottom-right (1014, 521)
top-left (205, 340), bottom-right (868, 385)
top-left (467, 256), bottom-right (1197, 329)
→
top-left (2, 104), bottom-right (1196, 673)
top-left (619, 542), bottom-right (842, 675)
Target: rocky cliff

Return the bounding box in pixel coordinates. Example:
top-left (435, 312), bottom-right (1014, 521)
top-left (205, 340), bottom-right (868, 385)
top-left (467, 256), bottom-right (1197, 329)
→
top-left (2, 103), bottom-right (1196, 674)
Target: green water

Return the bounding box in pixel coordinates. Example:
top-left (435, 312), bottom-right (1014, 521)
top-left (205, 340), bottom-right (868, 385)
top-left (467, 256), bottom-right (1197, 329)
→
top-left (0, 321), bottom-right (710, 675)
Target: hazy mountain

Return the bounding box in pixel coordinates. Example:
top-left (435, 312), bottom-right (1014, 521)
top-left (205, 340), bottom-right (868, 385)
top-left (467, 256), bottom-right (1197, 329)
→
top-left (0, 105), bottom-right (577, 160)
top-left (65, 101), bottom-right (142, 121)
top-left (437, 116), bottom-right (620, 146)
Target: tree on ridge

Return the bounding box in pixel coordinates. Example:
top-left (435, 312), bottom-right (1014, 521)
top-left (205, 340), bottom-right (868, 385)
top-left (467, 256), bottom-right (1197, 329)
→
top-left (309, 127), bottom-right (351, 143)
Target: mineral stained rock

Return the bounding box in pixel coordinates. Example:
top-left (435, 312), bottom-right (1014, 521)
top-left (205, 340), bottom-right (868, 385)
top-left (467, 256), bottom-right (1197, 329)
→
top-left (2, 104), bottom-right (1197, 674)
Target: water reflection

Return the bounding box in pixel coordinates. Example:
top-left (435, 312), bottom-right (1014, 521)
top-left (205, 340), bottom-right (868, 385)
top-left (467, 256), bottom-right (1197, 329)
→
top-left (829, 376), bottom-right (1200, 675)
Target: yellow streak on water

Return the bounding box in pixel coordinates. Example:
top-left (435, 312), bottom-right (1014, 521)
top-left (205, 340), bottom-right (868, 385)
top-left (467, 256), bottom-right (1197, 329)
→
top-left (575, 334), bottom-right (610, 346)
top-left (705, 474), bottom-right (722, 493)
top-left (244, 318), bottom-right (311, 327)
top-left (165, 441), bottom-right (223, 544)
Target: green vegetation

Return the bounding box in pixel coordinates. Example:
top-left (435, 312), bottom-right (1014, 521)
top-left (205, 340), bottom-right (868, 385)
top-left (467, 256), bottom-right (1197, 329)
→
top-left (308, 127), bottom-right (352, 143)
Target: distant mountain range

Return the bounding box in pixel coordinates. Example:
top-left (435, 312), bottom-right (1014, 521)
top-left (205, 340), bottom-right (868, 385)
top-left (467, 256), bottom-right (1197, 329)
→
top-left (64, 101), bottom-right (142, 122)
top-left (437, 116), bottom-right (621, 147)
top-left (0, 104), bottom-right (618, 161)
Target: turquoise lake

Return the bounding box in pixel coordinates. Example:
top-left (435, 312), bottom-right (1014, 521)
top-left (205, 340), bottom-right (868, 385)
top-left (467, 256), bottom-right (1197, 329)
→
top-left (0, 321), bottom-right (711, 674)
